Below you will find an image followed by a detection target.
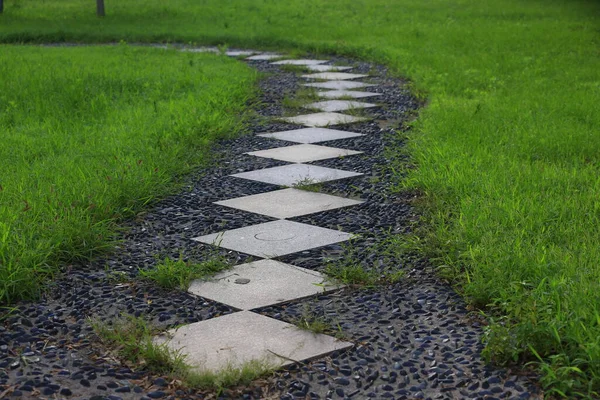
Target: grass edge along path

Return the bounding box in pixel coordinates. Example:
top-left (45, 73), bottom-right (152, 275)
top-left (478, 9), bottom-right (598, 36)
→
top-left (1, 0), bottom-right (599, 397)
top-left (0, 44), bottom-right (258, 305)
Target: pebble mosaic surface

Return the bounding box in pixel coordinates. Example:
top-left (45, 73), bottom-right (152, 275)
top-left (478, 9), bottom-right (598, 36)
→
top-left (0, 47), bottom-right (541, 399)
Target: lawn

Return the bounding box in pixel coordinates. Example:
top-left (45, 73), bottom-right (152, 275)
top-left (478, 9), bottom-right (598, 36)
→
top-left (0, 45), bottom-right (257, 303)
top-left (1, 0), bottom-right (599, 396)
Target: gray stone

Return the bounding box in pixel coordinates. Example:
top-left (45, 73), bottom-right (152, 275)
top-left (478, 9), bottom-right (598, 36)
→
top-left (155, 311), bottom-right (353, 372)
top-left (306, 65), bottom-right (353, 72)
top-left (192, 220), bottom-right (354, 258)
top-left (214, 188), bottom-right (364, 219)
top-left (226, 50), bottom-right (257, 57)
top-left (303, 81), bottom-right (376, 90)
top-left (271, 59), bottom-right (329, 66)
top-left (230, 164), bottom-right (363, 187)
top-left (246, 54), bottom-right (284, 61)
top-left (180, 47), bottom-right (219, 53)
top-left (305, 100), bottom-right (378, 113)
top-left (317, 90), bottom-right (383, 99)
top-left (188, 259), bottom-right (342, 310)
top-left (302, 72), bottom-right (368, 80)
top-left (281, 112), bottom-right (368, 127)
top-left (257, 128), bottom-right (364, 144)
top-left (246, 144), bottom-right (362, 163)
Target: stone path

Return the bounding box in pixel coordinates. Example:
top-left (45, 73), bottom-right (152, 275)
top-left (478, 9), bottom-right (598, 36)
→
top-left (0, 47), bottom-right (541, 400)
top-left (157, 54), bottom-right (380, 375)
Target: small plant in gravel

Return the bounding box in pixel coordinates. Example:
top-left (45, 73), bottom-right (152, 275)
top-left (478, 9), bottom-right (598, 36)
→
top-left (92, 315), bottom-right (185, 374)
top-left (323, 234), bottom-right (407, 286)
top-left (291, 177), bottom-right (323, 192)
top-left (139, 255), bottom-right (230, 291)
top-left (185, 360), bottom-right (274, 394)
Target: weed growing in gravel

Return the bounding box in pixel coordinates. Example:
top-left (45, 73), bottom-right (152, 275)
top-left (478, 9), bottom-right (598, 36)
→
top-left (92, 315), bottom-right (185, 374)
top-left (324, 234), bottom-right (406, 286)
top-left (185, 360), bottom-right (274, 393)
top-left (139, 255), bottom-right (231, 291)
top-left (291, 178), bottom-right (323, 192)
top-left (281, 87), bottom-right (320, 114)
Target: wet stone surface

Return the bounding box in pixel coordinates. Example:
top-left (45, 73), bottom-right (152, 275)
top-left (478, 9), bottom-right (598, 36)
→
top-left (0, 51), bottom-right (540, 399)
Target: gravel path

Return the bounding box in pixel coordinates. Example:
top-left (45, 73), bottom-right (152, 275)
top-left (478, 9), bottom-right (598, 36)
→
top-left (0, 49), bottom-right (540, 400)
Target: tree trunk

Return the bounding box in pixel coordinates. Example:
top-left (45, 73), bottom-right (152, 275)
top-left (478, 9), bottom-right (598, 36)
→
top-left (96, 0), bottom-right (105, 17)
top-left (0, 0), bottom-right (4, 14)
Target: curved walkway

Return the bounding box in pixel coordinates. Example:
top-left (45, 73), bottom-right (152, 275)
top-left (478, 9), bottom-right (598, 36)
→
top-left (0, 47), bottom-right (539, 400)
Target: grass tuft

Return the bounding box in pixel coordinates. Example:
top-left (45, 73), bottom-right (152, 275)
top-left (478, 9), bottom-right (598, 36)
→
top-left (139, 256), bottom-right (231, 291)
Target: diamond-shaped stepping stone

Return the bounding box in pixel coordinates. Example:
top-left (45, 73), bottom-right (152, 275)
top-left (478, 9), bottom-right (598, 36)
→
top-left (230, 164), bottom-right (362, 187)
top-left (246, 144), bottom-right (362, 163)
top-left (271, 59), bottom-right (329, 66)
top-left (281, 112), bottom-right (368, 127)
top-left (226, 50), bottom-right (257, 57)
top-left (181, 47), bottom-right (219, 53)
top-left (258, 128), bottom-right (364, 144)
top-left (306, 65), bottom-right (353, 72)
top-left (302, 72), bottom-right (368, 80)
top-left (317, 90), bottom-right (382, 99)
top-left (156, 311), bottom-right (353, 372)
top-left (189, 259), bottom-right (342, 310)
top-left (247, 54), bottom-right (283, 61)
top-left (214, 188), bottom-right (363, 219)
top-left (192, 220), bottom-right (353, 258)
top-left (303, 80), bottom-right (376, 90)
top-left (305, 100), bottom-right (378, 113)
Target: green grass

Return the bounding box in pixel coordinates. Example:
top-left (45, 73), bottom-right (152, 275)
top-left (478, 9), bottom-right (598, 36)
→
top-left (1, 0), bottom-right (599, 395)
top-left (0, 44), bottom-right (257, 304)
top-left (139, 256), bottom-right (231, 291)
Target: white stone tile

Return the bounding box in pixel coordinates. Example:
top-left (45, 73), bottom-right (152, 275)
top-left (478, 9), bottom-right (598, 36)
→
top-left (230, 164), bottom-right (362, 187)
top-left (247, 54), bottom-right (284, 61)
top-left (281, 112), bottom-right (368, 127)
top-left (180, 47), bottom-right (219, 53)
top-left (317, 90), bottom-right (383, 99)
top-left (301, 72), bottom-right (368, 80)
top-left (246, 144), bottom-right (362, 163)
top-left (258, 128), bottom-right (364, 144)
top-left (192, 220), bottom-right (354, 258)
top-left (189, 259), bottom-right (342, 310)
top-left (226, 50), bottom-right (257, 57)
top-left (156, 311), bottom-right (353, 372)
top-left (305, 100), bottom-right (378, 113)
top-left (306, 65), bottom-right (353, 72)
top-left (303, 80), bottom-right (376, 90)
top-left (271, 59), bottom-right (329, 66)
top-left (214, 188), bottom-right (363, 219)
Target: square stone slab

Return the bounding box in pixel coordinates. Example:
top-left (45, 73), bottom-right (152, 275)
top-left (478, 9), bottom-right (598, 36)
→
top-left (305, 100), bottom-right (378, 113)
top-left (281, 112), bottom-right (368, 127)
top-left (156, 311), bottom-right (353, 372)
top-left (246, 144), bottom-right (362, 163)
top-left (303, 80), bottom-right (376, 90)
top-left (181, 47), bottom-right (219, 53)
top-left (214, 188), bottom-right (363, 219)
top-left (258, 128), bottom-right (364, 144)
top-left (271, 59), bottom-right (329, 66)
top-left (192, 220), bottom-right (353, 258)
top-left (306, 65), bottom-right (353, 72)
top-left (226, 50), bottom-right (257, 57)
top-left (230, 164), bottom-right (362, 187)
top-left (302, 72), bottom-right (368, 80)
top-left (189, 259), bottom-right (342, 310)
top-left (247, 54), bottom-right (283, 61)
top-left (318, 90), bottom-right (382, 99)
